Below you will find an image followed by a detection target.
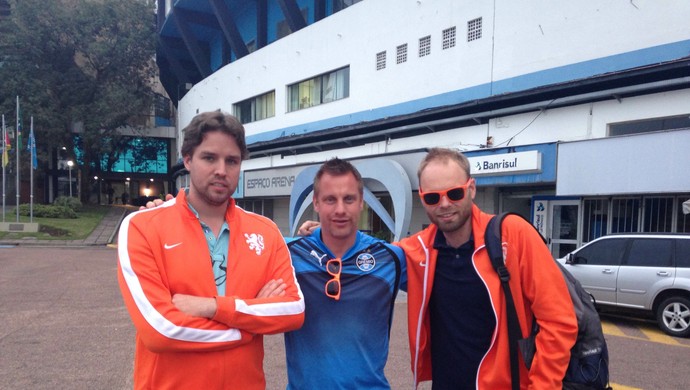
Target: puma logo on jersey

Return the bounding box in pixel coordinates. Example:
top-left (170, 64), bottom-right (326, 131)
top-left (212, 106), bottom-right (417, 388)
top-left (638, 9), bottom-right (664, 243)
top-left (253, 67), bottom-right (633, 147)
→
top-left (310, 250), bottom-right (327, 266)
top-left (245, 233), bottom-right (265, 255)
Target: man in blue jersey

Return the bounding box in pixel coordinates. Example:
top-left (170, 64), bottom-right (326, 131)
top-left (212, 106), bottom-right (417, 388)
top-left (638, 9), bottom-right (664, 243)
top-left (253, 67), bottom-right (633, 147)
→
top-left (285, 158), bottom-right (406, 389)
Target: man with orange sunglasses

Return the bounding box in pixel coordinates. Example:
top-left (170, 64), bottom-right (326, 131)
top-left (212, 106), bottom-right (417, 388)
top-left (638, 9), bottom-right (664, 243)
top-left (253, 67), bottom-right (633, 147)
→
top-left (285, 158), bottom-right (405, 389)
top-left (301, 148), bottom-right (577, 389)
top-left (398, 148), bottom-right (577, 389)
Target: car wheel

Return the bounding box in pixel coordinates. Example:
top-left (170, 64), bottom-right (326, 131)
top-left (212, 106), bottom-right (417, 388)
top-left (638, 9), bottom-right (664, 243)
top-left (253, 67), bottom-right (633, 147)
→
top-left (656, 296), bottom-right (690, 338)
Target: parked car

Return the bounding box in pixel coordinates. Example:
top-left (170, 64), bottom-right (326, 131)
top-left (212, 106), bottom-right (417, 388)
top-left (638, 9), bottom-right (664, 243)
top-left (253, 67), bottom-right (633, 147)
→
top-left (557, 233), bottom-right (690, 337)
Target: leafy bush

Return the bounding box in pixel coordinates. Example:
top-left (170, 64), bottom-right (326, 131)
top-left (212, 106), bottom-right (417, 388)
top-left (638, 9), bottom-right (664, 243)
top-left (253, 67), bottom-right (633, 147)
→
top-left (371, 229), bottom-right (392, 242)
top-left (53, 196), bottom-right (83, 212)
top-left (17, 203), bottom-right (78, 219)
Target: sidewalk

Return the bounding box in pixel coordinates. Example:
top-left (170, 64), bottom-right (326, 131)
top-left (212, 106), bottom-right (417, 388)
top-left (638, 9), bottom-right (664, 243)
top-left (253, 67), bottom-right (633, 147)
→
top-left (0, 205), bottom-right (134, 247)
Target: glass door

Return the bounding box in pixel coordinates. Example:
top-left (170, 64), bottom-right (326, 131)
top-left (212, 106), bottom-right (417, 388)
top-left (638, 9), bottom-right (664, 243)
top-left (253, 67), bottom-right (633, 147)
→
top-left (550, 200), bottom-right (580, 259)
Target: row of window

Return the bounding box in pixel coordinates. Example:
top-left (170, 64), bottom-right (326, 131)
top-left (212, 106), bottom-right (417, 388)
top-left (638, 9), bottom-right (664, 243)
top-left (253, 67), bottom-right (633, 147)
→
top-left (576, 236), bottom-right (690, 268)
top-left (376, 17), bottom-right (482, 71)
top-left (233, 16), bottom-right (484, 123)
top-left (233, 67), bottom-right (350, 124)
top-left (582, 196), bottom-right (690, 243)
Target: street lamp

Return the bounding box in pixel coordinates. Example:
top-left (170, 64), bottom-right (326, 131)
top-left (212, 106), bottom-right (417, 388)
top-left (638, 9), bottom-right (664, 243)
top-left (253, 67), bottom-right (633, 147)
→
top-left (67, 160), bottom-right (74, 197)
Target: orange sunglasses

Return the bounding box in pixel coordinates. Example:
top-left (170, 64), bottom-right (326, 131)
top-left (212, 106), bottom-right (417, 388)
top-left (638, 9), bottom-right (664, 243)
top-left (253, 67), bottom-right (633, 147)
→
top-left (418, 179), bottom-right (473, 206)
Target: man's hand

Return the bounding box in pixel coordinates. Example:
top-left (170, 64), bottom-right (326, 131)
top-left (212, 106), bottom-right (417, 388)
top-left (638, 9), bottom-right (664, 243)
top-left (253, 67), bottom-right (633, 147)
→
top-left (256, 278), bottom-right (287, 298)
top-left (298, 220), bottom-right (320, 236)
top-left (172, 294), bottom-right (217, 318)
top-left (140, 193), bottom-right (174, 210)
top-left (172, 279), bottom-right (285, 319)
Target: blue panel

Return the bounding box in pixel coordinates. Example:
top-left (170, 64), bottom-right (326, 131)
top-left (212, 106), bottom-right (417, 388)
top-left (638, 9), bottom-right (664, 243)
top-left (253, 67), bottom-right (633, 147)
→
top-left (491, 40), bottom-right (690, 95)
top-left (155, 117), bottom-right (172, 127)
top-left (210, 33), bottom-right (223, 71)
top-left (234, 170), bottom-right (244, 198)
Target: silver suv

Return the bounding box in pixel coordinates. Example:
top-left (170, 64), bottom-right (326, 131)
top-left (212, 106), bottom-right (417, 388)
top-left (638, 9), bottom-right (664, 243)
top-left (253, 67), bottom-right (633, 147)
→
top-left (557, 233), bottom-right (690, 337)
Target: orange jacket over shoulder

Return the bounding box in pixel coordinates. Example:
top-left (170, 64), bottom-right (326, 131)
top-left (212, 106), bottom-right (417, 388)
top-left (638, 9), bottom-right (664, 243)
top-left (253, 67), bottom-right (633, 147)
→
top-left (117, 191), bottom-right (304, 390)
top-left (398, 204), bottom-right (577, 389)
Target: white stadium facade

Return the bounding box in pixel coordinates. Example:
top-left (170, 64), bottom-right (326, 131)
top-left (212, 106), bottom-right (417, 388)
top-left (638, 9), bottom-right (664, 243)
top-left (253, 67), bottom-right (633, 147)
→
top-left (156, 0), bottom-right (690, 257)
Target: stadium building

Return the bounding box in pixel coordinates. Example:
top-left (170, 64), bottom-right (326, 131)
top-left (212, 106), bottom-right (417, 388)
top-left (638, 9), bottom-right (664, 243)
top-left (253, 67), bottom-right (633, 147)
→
top-left (156, 0), bottom-right (690, 257)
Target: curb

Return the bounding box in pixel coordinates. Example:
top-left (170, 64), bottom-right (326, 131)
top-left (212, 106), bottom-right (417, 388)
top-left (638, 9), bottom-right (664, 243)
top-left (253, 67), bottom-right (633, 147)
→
top-left (0, 206), bottom-right (131, 248)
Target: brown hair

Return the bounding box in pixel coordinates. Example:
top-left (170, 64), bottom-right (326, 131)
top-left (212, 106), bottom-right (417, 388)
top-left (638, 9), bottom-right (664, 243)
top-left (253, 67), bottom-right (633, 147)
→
top-left (313, 158), bottom-right (363, 197)
top-left (180, 110), bottom-right (249, 160)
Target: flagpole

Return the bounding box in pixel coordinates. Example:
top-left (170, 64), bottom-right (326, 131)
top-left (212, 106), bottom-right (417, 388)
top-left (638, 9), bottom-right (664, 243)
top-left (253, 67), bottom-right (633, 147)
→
top-left (16, 96), bottom-right (20, 222)
top-left (29, 116), bottom-right (34, 222)
top-left (2, 114), bottom-right (6, 222)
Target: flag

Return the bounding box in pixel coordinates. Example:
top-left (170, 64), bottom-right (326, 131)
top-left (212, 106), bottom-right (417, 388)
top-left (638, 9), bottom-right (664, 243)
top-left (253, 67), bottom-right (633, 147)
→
top-left (16, 96), bottom-right (22, 150)
top-left (28, 121), bottom-right (37, 170)
top-left (2, 122), bottom-right (9, 168)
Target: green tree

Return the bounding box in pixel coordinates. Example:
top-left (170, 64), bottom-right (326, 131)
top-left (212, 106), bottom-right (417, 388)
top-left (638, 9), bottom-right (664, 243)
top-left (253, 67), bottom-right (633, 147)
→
top-left (0, 0), bottom-right (156, 201)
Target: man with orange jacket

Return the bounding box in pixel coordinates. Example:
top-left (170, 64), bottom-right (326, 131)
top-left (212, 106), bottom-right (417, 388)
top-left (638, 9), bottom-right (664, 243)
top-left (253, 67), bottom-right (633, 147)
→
top-left (398, 148), bottom-right (577, 389)
top-left (117, 111), bottom-right (304, 389)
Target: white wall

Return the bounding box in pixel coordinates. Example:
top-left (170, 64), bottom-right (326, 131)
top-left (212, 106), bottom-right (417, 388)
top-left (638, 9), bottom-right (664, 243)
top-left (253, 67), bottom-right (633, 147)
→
top-left (177, 0), bottom-right (690, 148)
top-left (242, 88), bottom-right (690, 175)
top-left (491, 0), bottom-right (690, 82)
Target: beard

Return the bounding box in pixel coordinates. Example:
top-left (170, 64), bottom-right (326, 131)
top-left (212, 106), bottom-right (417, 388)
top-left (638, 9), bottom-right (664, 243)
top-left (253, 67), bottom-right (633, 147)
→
top-left (201, 189), bottom-right (231, 206)
top-left (191, 178), bottom-right (234, 207)
top-left (426, 204), bottom-right (471, 234)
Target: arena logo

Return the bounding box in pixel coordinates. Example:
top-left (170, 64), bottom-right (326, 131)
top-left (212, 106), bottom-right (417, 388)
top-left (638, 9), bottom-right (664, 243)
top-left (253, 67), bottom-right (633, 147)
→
top-left (356, 253), bottom-right (376, 272)
top-left (246, 175), bottom-right (295, 189)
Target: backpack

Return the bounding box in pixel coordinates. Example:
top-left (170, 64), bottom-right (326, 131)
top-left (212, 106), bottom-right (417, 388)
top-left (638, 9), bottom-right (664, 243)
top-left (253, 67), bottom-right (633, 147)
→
top-left (485, 212), bottom-right (611, 390)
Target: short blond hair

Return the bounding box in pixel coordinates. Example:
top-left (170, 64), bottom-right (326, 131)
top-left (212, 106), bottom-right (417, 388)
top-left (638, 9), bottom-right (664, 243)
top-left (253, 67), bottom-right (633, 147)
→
top-left (417, 147), bottom-right (471, 181)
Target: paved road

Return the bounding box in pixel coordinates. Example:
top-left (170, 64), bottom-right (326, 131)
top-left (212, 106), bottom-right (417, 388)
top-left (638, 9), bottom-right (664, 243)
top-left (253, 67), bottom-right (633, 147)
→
top-left (3, 246), bottom-right (688, 390)
top-left (0, 247), bottom-right (415, 390)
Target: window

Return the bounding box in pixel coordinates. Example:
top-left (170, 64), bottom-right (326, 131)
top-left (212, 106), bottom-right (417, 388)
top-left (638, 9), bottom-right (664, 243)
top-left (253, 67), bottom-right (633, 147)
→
top-left (154, 93), bottom-right (171, 119)
top-left (676, 239), bottom-right (690, 268)
top-left (584, 196), bottom-right (690, 236)
top-left (396, 44), bottom-right (407, 64)
top-left (575, 238), bottom-right (627, 266)
top-left (288, 67), bottom-right (350, 112)
top-left (154, 93), bottom-right (172, 127)
top-left (626, 239), bottom-right (672, 267)
top-left (442, 27), bottom-right (456, 49)
top-left (418, 35), bottom-right (431, 57)
top-left (643, 197), bottom-right (673, 232)
top-left (677, 198), bottom-right (690, 233)
top-left (583, 198), bottom-right (609, 242)
top-left (376, 51), bottom-right (386, 70)
top-left (234, 91), bottom-right (275, 124)
top-left (93, 137), bottom-right (169, 174)
top-left (611, 198), bottom-right (640, 233)
top-left (236, 199), bottom-right (274, 219)
top-left (609, 115), bottom-right (690, 137)
top-left (467, 17), bottom-right (482, 42)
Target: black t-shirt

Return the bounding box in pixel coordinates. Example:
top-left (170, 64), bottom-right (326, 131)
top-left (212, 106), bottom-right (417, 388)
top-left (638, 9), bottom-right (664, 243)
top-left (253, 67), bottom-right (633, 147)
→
top-left (429, 231), bottom-right (496, 389)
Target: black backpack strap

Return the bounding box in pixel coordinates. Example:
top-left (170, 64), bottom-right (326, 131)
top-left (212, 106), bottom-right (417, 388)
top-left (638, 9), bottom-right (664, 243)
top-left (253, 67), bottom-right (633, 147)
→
top-left (485, 212), bottom-right (522, 390)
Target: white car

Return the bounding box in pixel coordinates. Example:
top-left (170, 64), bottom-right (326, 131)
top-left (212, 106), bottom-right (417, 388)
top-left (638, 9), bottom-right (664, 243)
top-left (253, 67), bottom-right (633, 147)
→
top-left (557, 233), bottom-right (690, 337)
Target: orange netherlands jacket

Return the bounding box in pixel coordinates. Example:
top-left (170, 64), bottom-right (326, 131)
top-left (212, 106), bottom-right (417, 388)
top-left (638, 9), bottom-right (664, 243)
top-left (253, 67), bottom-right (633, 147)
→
top-left (397, 204), bottom-right (577, 389)
top-left (117, 191), bottom-right (304, 390)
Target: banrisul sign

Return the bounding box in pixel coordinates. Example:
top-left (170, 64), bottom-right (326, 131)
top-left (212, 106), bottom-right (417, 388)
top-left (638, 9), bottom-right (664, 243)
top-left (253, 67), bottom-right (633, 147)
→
top-left (468, 151), bottom-right (541, 176)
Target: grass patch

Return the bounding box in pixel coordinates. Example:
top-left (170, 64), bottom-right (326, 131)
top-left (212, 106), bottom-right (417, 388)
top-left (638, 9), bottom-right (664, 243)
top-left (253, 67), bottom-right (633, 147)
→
top-left (0, 205), bottom-right (111, 240)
